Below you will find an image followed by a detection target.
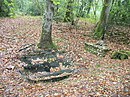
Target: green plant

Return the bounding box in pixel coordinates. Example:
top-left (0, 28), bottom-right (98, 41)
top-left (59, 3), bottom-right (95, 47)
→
top-left (109, 0), bottom-right (130, 25)
top-left (0, 0), bottom-right (15, 17)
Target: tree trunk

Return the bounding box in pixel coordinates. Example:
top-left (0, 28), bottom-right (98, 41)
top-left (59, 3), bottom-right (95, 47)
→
top-left (94, 0), bottom-right (112, 40)
top-left (38, 0), bottom-right (54, 49)
top-left (77, 0), bottom-right (87, 17)
top-left (64, 0), bottom-right (74, 23)
top-left (87, 0), bottom-right (93, 15)
top-left (0, 0), bottom-right (2, 14)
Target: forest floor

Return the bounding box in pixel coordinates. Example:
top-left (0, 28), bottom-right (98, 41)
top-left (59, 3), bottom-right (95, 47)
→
top-left (0, 16), bottom-right (130, 97)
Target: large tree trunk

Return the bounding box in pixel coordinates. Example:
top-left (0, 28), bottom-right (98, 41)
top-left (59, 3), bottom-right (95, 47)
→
top-left (94, 0), bottom-right (112, 40)
top-left (38, 0), bottom-right (54, 49)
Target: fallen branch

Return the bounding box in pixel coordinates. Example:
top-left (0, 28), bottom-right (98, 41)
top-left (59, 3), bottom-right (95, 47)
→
top-left (19, 44), bottom-right (35, 52)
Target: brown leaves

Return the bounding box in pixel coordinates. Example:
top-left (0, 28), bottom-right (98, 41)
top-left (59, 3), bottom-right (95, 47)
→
top-left (0, 17), bottom-right (130, 96)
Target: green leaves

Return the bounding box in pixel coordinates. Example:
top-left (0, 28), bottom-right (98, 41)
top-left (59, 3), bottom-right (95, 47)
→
top-left (52, 0), bottom-right (60, 5)
top-left (0, 0), bottom-right (15, 17)
top-left (110, 0), bottom-right (130, 24)
top-left (51, 0), bottom-right (60, 5)
top-left (4, 0), bottom-right (8, 5)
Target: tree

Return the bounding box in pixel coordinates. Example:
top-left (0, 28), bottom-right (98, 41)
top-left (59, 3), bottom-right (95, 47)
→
top-left (0, 1), bottom-right (2, 14)
top-left (38, 0), bottom-right (55, 49)
top-left (77, 0), bottom-right (87, 17)
top-left (87, 0), bottom-right (93, 15)
top-left (64, 0), bottom-right (74, 24)
top-left (94, 0), bottom-right (112, 40)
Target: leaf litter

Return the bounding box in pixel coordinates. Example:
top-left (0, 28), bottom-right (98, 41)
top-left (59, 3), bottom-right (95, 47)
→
top-left (0, 16), bottom-right (130, 96)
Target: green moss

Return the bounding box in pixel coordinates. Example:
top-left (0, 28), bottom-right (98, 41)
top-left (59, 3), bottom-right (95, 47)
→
top-left (94, 22), bottom-right (103, 39)
top-left (96, 64), bottom-right (101, 68)
top-left (54, 38), bottom-right (64, 42)
top-left (94, 30), bottom-right (103, 39)
top-left (111, 51), bottom-right (128, 60)
top-left (37, 42), bottom-right (57, 50)
top-left (120, 50), bottom-right (130, 56)
top-left (84, 42), bottom-right (109, 57)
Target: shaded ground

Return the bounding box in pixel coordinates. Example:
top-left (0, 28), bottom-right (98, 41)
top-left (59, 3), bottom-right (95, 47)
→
top-left (107, 24), bottom-right (130, 45)
top-left (0, 16), bottom-right (130, 96)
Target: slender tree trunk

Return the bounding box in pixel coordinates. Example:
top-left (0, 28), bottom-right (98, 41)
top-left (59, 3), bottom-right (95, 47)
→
top-left (0, 0), bottom-right (2, 14)
top-left (35, 0), bottom-right (43, 15)
top-left (77, 0), bottom-right (87, 17)
top-left (87, 0), bottom-right (93, 15)
top-left (38, 0), bottom-right (54, 49)
top-left (64, 0), bottom-right (74, 23)
top-left (94, 0), bottom-right (112, 40)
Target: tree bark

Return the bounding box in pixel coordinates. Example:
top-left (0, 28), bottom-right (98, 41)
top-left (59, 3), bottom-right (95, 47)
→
top-left (38, 0), bottom-right (54, 49)
top-left (94, 0), bottom-right (112, 40)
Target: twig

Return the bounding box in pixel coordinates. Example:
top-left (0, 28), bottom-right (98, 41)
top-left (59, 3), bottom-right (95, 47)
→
top-left (19, 44), bottom-right (35, 52)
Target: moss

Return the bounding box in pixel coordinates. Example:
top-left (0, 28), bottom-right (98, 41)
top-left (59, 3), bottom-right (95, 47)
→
top-left (94, 30), bottom-right (103, 39)
top-left (94, 22), bottom-right (104, 39)
top-left (120, 50), bottom-right (130, 56)
top-left (96, 64), bottom-right (101, 68)
top-left (84, 42), bottom-right (110, 57)
top-left (37, 42), bottom-right (57, 50)
top-left (111, 51), bottom-right (128, 60)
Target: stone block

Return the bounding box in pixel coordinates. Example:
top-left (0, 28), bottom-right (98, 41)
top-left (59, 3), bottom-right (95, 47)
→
top-left (84, 42), bottom-right (110, 57)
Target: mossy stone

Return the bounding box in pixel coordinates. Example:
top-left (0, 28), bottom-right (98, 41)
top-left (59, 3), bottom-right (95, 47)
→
top-left (111, 51), bottom-right (128, 60)
top-left (120, 50), bottom-right (130, 56)
top-left (84, 42), bottom-right (110, 57)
